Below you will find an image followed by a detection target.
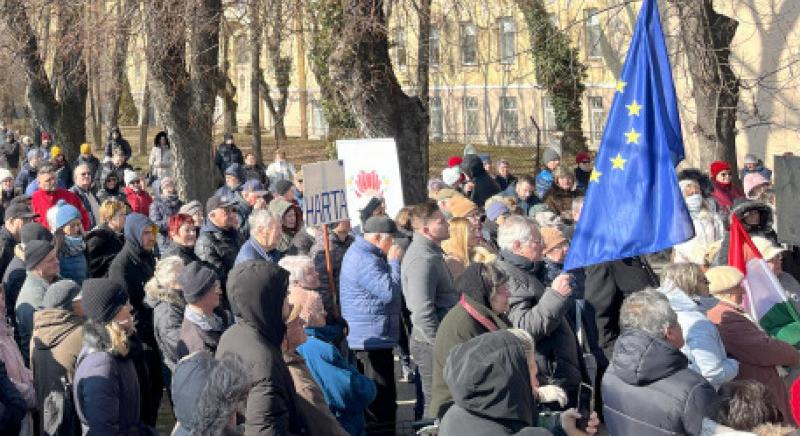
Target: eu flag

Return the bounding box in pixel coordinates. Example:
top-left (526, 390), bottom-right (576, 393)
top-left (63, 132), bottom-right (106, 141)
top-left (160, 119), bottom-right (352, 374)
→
top-left (563, 0), bottom-right (694, 271)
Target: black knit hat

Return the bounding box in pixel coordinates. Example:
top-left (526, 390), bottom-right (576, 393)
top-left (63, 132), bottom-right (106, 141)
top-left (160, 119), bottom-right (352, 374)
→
top-left (359, 196), bottom-right (384, 224)
top-left (20, 222), bottom-right (52, 244)
top-left (180, 261), bottom-right (218, 304)
top-left (42, 279), bottom-right (81, 310)
top-left (274, 179), bottom-right (293, 196)
top-left (81, 278), bottom-right (128, 323)
top-left (24, 240), bottom-right (54, 270)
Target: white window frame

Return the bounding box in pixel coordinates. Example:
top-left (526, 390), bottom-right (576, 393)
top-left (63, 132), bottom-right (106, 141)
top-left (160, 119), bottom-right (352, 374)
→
top-left (430, 96), bottom-right (443, 141)
top-left (499, 17), bottom-right (516, 65)
top-left (430, 26), bottom-right (440, 68)
top-left (463, 96), bottom-right (480, 140)
top-left (500, 96), bottom-right (519, 142)
top-left (588, 96), bottom-right (606, 145)
top-left (585, 8), bottom-right (602, 59)
top-left (461, 22), bottom-right (478, 66)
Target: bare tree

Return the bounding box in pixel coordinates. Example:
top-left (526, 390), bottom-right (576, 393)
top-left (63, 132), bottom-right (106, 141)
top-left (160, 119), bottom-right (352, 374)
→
top-left (144, 0), bottom-right (221, 201)
top-left (249, 0), bottom-right (263, 162)
top-left (259, 0), bottom-right (292, 141)
top-left (218, 19), bottom-right (238, 133)
top-left (105, 0), bottom-right (136, 130)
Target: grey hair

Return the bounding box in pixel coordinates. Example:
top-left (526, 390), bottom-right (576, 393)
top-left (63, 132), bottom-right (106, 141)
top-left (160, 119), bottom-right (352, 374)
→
top-left (278, 255), bottom-right (314, 285)
top-left (248, 209), bottom-right (280, 233)
top-left (73, 163), bottom-right (90, 178)
top-left (498, 215), bottom-right (537, 251)
top-left (661, 263), bottom-right (706, 296)
top-left (144, 256), bottom-right (185, 305)
top-left (620, 288), bottom-right (678, 337)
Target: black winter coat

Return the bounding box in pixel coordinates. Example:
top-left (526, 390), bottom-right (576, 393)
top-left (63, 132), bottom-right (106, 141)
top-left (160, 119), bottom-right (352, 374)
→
top-left (460, 154), bottom-right (501, 207)
top-left (602, 329), bottom-right (717, 436)
top-left (195, 222), bottom-right (240, 291)
top-left (0, 139), bottom-right (20, 169)
top-left (85, 225), bottom-right (124, 278)
top-left (584, 257), bottom-right (658, 360)
top-left (108, 242), bottom-right (157, 348)
top-left (0, 226), bottom-right (17, 279)
top-left (146, 293), bottom-right (184, 372)
top-left (74, 154), bottom-right (101, 182)
top-left (0, 360), bottom-right (25, 434)
top-left (161, 242), bottom-right (201, 265)
top-left (213, 143), bottom-right (244, 178)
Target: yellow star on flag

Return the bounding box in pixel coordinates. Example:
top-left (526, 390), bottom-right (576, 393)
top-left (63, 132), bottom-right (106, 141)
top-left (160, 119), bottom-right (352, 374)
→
top-left (615, 81), bottom-right (627, 93)
top-left (626, 100), bottom-right (642, 116)
top-left (590, 167), bottom-right (602, 183)
top-left (625, 127), bottom-right (641, 144)
top-left (610, 153), bottom-right (627, 170)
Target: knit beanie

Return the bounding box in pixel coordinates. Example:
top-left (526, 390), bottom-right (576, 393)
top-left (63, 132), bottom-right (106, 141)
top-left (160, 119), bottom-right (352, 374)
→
top-left (178, 200), bottom-right (202, 217)
top-left (358, 196), bottom-right (384, 223)
top-left (124, 169), bottom-right (140, 186)
top-left (274, 179), bottom-right (293, 196)
top-left (80, 143), bottom-right (91, 155)
top-left (441, 167), bottom-right (461, 187)
top-left (485, 202), bottom-right (510, 222)
top-left (710, 160), bottom-right (731, 180)
top-left (542, 148), bottom-right (561, 164)
top-left (43, 279), bottom-right (81, 310)
top-left (575, 152), bottom-right (591, 164)
top-left (26, 149), bottom-right (40, 162)
top-left (25, 240), bottom-right (54, 270)
top-left (50, 146), bottom-right (62, 159)
top-left (81, 278), bottom-right (128, 323)
top-left (48, 200), bottom-right (81, 231)
top-left (180, 261), bottom-right (218, 304)
top-left (705, 266), bottom-right (744, 295)
top-left (20, 222), bottom-right (53, 244)
top-left (541, 227), bottom-right (567, 254)
top-left (447, 156), bottom-right (463, 168)
top-left (448, 196), bottom-right (478, 218)
top-left (743, 173), bottom-right (770, 197)
top-left (0, 168), bottom-right (12, 182)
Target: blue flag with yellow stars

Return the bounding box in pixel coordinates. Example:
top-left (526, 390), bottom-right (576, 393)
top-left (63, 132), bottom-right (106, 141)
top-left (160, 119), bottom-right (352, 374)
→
top-left (563, 0), bottom-right (694, 271)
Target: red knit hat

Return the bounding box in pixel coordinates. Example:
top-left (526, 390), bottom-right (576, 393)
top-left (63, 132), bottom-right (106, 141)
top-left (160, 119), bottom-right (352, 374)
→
top-left (40, 131), bottom-right (51, 142)
top-left (710, 160), bottom-right (731, 180)
top-left (448, 156), bottom-right (463, 168)
top-left (575, 152), bottom-right (591, 164)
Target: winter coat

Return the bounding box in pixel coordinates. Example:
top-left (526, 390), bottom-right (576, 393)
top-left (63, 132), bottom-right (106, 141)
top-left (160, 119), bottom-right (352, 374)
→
top-left (401, 233), bottom-right (458, 345)
top-left (57, 239), bottom-right (88, 285)
top-left (161, 242), bottom-right (200, 266)
top-left (496, 250), bottom-right (586, 409)
top-left (74, 320), bottom-right (148, 435)
top-left (244, 163), bottom-right (268, 185)
top-left (340, 236), bottom-right (402, 350)
top-left (124, 187), bottom-right (153, 216)
top-left (31, 308), bottom-right (83, 436)
top-left (195, 221), bottom-right (241, 291)
top-left (461, 154), bottom-right (501, 207)
top-left (439, 330), bottom-right (549, 436)
top-left (94, 162), bottom-right (132, 192)
top-left (235, 237), bottom-right (283, 265)
top-left (95, 186), bottom-right (128, 207)
top-left (706, 301), bottom-right (800, 424)
top-left (104, 128), bottom-right (132, 160)
top-left (575, 167), bottom-right (591, 191)
top-left (3, 252), bottom-right (25, 343)
top-left (15, 162), bottom-right (36, 191)
top-left (0, 360), bottom-right (26, 434)
top-left (54, 161), bottom-right (73, 190)
top-left (74, 154), bottom-right (101, 182)
top-left (85, 224), bottom-right (124, 278)
top-left (69, 185), bottom-right (100, 229)
top-left (502, 183), bottom-right (540, 216)
top-left (739, 162), bottom-right (772, 182)
top-left (214, 143), bottom-right (244, 178)
top-left (298, 326), bottom-right (376, 436)
top-left (717, 200), bottom-right (777, 265)
top-left (311, 232), bottom-right (354, 323)
top-left (32, 188), bottom-right (91, 231)
top-left (584, 257), bottom-right (659, 359)
top-left (148, 145), bottom-right (174, 180)
top-left (494, 173), bottom-right (517, 192)
top-left (0, 139), bottom-right (20, 169)
top-left (659, 281), bottom-right (739, 389)
top-left (711, 181), bottom-right (745, 219)
top-left (535, 168), bottom-right (554, 199)
top-left (16, 272), bottom-right (53, 367)
top-left (602, 329), bottom-right (717, 436)
top-left (214, 260), bottom-right (307, 435)
top-left (0, 226), bottom-right (17, 280)
top-left (176, 308), bottom-right (227, 359)
top-left (0, 186), bottom-right (19, 210)
top-left (0, 306), bottom-right (35, 412)
top-left (145, 291), bottom-right (184, 373)
top-left (284, 351), bottom-right (349, 436)
top-left (674, 206), bottom-right (725, 264)
top-left (543, 184), bottom-right (580, 221)
top-left (149, 194), bottom-right (183, 246)
top-left (265, 160), bottom-right (296, 188)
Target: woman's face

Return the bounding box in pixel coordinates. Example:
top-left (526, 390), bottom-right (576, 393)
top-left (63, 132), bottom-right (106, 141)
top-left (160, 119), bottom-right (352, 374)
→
top-left (172, 223), bottom-right (197, 247)
top-left (716, 169), bottom-right (732, 183)
top-left (743, 210), bottom-right (761, 225)
top-left (682, 183), bottom-right (701, 197)
top-left (114, 303), bottom-right (135, 333)
top-left (162, 183), bottom-right (176, 197)
top-left (1, 178), bottom-right (12, 191)
top-left (489, 282), bottom-right (511, 314)
top-left (283, 209), bottom-right (297, 229)
top-left (108, 211), bottom-right (127, 232)
top-left (466, 223), bottom-right (481, 247)
top-left (63, 219), bottom-right (83, 237)
top-left (556, 176), bottom-right (573, 190)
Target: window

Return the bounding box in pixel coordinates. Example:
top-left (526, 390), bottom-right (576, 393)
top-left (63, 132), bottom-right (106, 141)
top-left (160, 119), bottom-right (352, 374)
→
top-left (543, 96), bottom-right (557, 143)
top-left (499, 17), bottom-right (516, 65)
top-left (311, 100), bottom-right (329, 137)
top-left (461, 22), bottom-right (477, 65)
top-left (430, 26), bottom-right (440, 67)
top-left (585, 8), bottom-right (601, 58)
top-left (394, 27), bottom-right (407, 69)
top-left (588, 96), bottom-right (606, 145)
top-left (500, 96), bottom-right (518, 141)
top-left (430, 96), bottom-right (443, 141)
top-left (463, 96), bottom-right (480, 139)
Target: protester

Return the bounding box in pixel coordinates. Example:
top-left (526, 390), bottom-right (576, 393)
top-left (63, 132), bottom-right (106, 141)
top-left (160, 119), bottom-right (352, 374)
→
top-left (123, 170), bottom-right (153, 216)
top-left (752, 236), bottom-right (800, 306)
top-left (235, 209), bottom-right (283, 264)
top-left (31, 163), bottom-right (90, 230)
top-left (176, 261), bottom-right (228, 359)
top-left (673, 178), bottom-right (725, 264)
top-left (293, 169), bottom-right (305, 210)
top-left (430, 262), bottom-right (511, 418)
top-left (3, 222), bottom-right (52, 340)
top-left (73, 278), bottom-right (149, 434)
top-left (743, 172), bottom-right (771, 200)
top-left (602, 289), bottom-right (717, 435)
top-left (195, 194), bottom-right (240, 292)
top-left (47, 200), bottom-right (88, 284)
top-left (268, 197), bottom-right (302, 254)
top-left (0, 168), bottom-right (18, 209)
top-left (0, 360), bottom-right (26, 434)
top-left (243, 152), bottom-right (267, 185)
top-left (31, 279), bottom-right (83, 435)
top-left (216, 163), bottom-right (244, 198)
top-left (149, 131), bottom-right (174, 180)
top-left (705, 266), bottom-right (799, 424)
top-left (149, 176), bottom-right (183, 246)
top-left (712, 380), bottom-right (784, 432)
top-left (16, 240), bottom-right (60, 367)
top-left (0, 285), bottom-right (35, 431)
top-left (107, 213), bottom-right (162, 426)
top-left (273, 178), bottom-right (297, 203)
top-left (574, 152), bottom-right (592, 191)
top-left (441, 216), bottom-right (493, 279)
top-left (0, 202), bottom-right (36, 277)
top-left (70, 163), bottom-right (101, 228)
top-left (0, 130), bottom-right (20, 170)
top-left (356, 195), bottom-right (386, 229)
top-left (95, 169), bottom-right (128, 206)
top-left (710, 160), bottom-right (745, 218)
top-left (341, 216), bottom-right (404, 434)
top-left (402, 201), bottom-right (457, 413)
top-left (544, 167), bottom-right (581, 222)
top-left (266, 148), bottom-right (297, 187)
top-left (104, 126), bottom-right (132, 161)
top-left (162, 213), bottom-right (200, 265)
top-left (717, 199), bottom-right (777, 265)
top-left (51, 146), bottom-right (73, 188)
top-left (213, 133), bottom-right (243, 179)
top-left (74, 143), bottom-right (100, 182)
top-left (95, 150), bottom-right (131, 200)
top-left (178, 200), bottom-right (203, 229)
top-left (740, 153), bottom-right (773, 181)
top-left (15, 150), bottom-right (42, 193)
top-left (215, 260), bottom-right (307, 434)
top-left (503, 175), bottom-right (538, 216)
top-left (170, 351), bottom-right (251, 436)
top-left (658, 263), bottom-right (739, 389)
top-left (144, 256), bottom-right (185, 377)
top-left (459, 154), bottom-right (501, 207)
top-left (311, 218), bottom-right (354, 322)
top-left (535, 148), bottom-right (561, 198)
top-left (494, 158), bottom-right (517, 191)
top-left (85, 199), bottom-right (126, 278)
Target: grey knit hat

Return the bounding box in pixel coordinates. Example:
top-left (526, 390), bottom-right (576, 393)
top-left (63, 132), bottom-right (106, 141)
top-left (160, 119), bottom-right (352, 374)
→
top-left (42, 280), bottom-right (81, 310)
top-left (541, 148), bottom-right (561, 164)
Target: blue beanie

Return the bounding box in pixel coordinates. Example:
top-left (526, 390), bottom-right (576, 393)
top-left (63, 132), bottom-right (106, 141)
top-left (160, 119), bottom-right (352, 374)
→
top-left (50, 200), bottom-right (81, 231)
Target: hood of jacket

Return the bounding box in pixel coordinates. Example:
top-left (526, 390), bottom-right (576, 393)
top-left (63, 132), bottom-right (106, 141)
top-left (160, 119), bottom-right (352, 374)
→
top-left (731, 199), bottom-right (773, 233)
top-left (107, 126), bottom-right (124, 140)
top-left (461, 154), bottom-right (488, 179)
top-left (227, 260), bottom-right (290, 347)
top-left (456, 263), bottom-right (495, 307)
top-left (32, 308), bottom-right (82, 348)
top-left (445, 330), bottom-right (536, 426)
top-left (123, 212), bottom-right (153, 252)
top-left (610, 329), bottom-right (689, 386)
top-left (499, 249), bottom-right (543, 277)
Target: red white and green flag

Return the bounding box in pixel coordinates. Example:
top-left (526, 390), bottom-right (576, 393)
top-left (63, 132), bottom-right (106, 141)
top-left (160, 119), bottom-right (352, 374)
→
top-left (731, 215), bottom-right (800, 346)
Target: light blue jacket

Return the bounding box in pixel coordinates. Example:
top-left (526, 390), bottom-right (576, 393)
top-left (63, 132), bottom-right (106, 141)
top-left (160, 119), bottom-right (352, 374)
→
top-left (660, 281), bottom-right (739, 389)
top-left (534, 169), bottom-right (554, 199)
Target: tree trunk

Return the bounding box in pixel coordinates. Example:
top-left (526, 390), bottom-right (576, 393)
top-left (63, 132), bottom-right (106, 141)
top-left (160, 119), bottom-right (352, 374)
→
top-left (219, 21), bottom-right (238, 133)
top-left (105, 0), bottom-right (134, 130)
top-left (295, 1), bottom-right (308, 140)
top-left (144, 0), bottom-right (221, 201)
top-left (671, 0), bottom-right (739, 174)
top-left (416, 0), bottom-right (431, 175)
top-left (88, 57), bottom-right (103, 149)
top-left (138, 75), bottom-right (151, 156)
top-left (330, 0), bottom-right (428, 204)
top-left (249, 0), bottom-right (263, 163)
top-left (262, 0), bottom-right (289, 141)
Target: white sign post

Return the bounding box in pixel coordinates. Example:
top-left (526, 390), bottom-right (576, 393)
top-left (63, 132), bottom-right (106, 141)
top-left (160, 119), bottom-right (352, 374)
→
top-left (301, 160), bottom-right (349, 227)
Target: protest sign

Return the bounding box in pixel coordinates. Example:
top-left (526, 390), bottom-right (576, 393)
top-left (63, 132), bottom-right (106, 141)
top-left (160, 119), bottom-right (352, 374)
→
top-left (301, 160), bottom-right (349, 227)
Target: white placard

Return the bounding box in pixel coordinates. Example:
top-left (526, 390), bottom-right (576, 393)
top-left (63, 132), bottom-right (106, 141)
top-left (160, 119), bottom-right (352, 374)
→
top-left (301, 160), bottom-right (349, 226)
top-left (336, 138), bottom-right (405, 227)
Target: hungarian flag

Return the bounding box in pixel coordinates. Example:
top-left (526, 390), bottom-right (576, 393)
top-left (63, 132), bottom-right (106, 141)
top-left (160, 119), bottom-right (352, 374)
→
top-left (730, 215), bottom-right (800, 345)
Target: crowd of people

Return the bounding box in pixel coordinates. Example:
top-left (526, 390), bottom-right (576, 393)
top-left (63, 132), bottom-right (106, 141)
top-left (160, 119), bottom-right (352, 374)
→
top-left (0, 124), bottom-right (796, 436)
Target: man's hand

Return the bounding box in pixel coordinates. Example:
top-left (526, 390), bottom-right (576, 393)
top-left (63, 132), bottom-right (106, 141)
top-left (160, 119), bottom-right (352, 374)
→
top-left (560, 409), bottom-right (599, 436)
top-left (552, 274), bottom-right (573, 297)
top-left (388, 245), bottom-right (405, 261)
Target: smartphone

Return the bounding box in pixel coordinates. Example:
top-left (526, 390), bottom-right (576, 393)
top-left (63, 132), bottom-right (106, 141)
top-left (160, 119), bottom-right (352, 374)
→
top-left (575, 382), bottom-right (595, 430)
